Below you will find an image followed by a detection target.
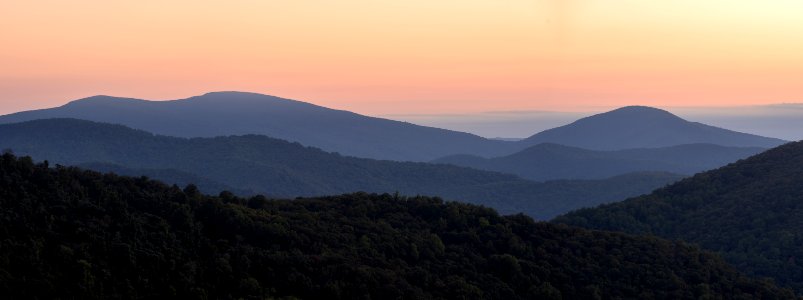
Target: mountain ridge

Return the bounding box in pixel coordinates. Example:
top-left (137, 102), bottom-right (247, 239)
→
top-left (433, 142), bottom-right (767, 181)
top-left (0, 92), bottom-right (786, 161)
top-left (0, 92), bottom-right (515, 161)
top-left (0, 118), bottom-right (682, 219)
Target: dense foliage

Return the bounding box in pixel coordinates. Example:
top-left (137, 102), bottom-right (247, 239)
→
top-left (556, 140), bottom-right (803, 292)
top-left (0, 119), bottom-right (681, 219)
top-left (433, 143), bottom-right (764, 181)
top-left (0, 154), bottom-right (794, 299)
top-left (77, 162), bottom-right (252, 195)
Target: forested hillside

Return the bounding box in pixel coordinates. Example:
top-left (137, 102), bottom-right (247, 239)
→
top-left (0, 153), bottom-right (794, 299)
top-left (556, 140), bottom-right (803, 292)
top-left (76, 162), bottom-right (253, 195)
top-left (0, 118), bottom-right (680, 219)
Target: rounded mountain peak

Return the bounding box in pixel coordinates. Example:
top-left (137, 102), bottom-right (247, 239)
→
top-left (602, 105), bottom-right (678, 117)
top-left (187, 91), bottom-right (314, 107)
top-left (575, 105), bottom-right (685, 126)
top-left (197, 91), bottom-right (273, 98)
top-left (62, 95), bottom-right (144, 107)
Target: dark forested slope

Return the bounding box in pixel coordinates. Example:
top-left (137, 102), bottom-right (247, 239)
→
top-left (0, 118), bottom-right (680, 219)
top-left (0, 154), bottom-right (794, 299)
top-left (434, 143), bottom-right (764, 181)
top-left (76, 162), bottom-right (253, 195)
top-left (556, 140), bottom-right (803, 292)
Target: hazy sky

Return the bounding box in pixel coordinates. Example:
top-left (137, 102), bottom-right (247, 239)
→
top-left (2, 1), bottom-right (803, 117)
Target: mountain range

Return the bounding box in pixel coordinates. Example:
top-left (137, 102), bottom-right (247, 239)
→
top-left (555, 140), bottom-right (803, 293)
top-left (1, 91), bottom-right (800, 297)
top-left (0, 92), bottom-right (786, 161)
top-left (0, 118), bottom-right (681, 219)
top-left (433, 143), bottom-right (766, 181)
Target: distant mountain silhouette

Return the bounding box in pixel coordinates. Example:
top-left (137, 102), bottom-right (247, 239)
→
top-left (0, 92), bottom-right (515, 161)
top-left (433, 143), bottom-right (766, 181)
top-left (555, 140), bottom-right (803, 292)
top-left (0, 119), bottom-right (680, 219)
top-left (521, 106), bottom-right (785, 150)
top-left (0, 93), bottom-right (786, 161)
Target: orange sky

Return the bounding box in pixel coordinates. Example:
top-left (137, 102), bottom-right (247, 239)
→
top-left (1, 0), bottom-right (803, 115)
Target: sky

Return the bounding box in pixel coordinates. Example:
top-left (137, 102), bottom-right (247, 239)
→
top-left (1, 1), bottom-right (802, 138)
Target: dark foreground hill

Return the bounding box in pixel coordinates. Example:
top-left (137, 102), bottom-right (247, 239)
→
top-left (434, 143), bottom-right (765, 181)
top-left (0, 91), bottom-right (515, 161)
top-left (0, 154), bottom-right (794, 299)
top-left (556, 140), bottom-right (803, 292)
top-left (521, 106), bottom-right (785, 150)
top-left (0, 119), bottom-right (680, 219)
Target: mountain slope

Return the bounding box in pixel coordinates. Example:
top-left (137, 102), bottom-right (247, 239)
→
top-left (521, 106), bottom-right (785, 150)
top-left (0, 118), bottom-right (679, 219)
top-left (555, 140), bottom-right (803, 292)
top-left (433, 143), bottom-right (766, 181)
top-left (0, 91), bottom-right (515, 161)
top-left (0, 153), bottom-right (794, 299)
